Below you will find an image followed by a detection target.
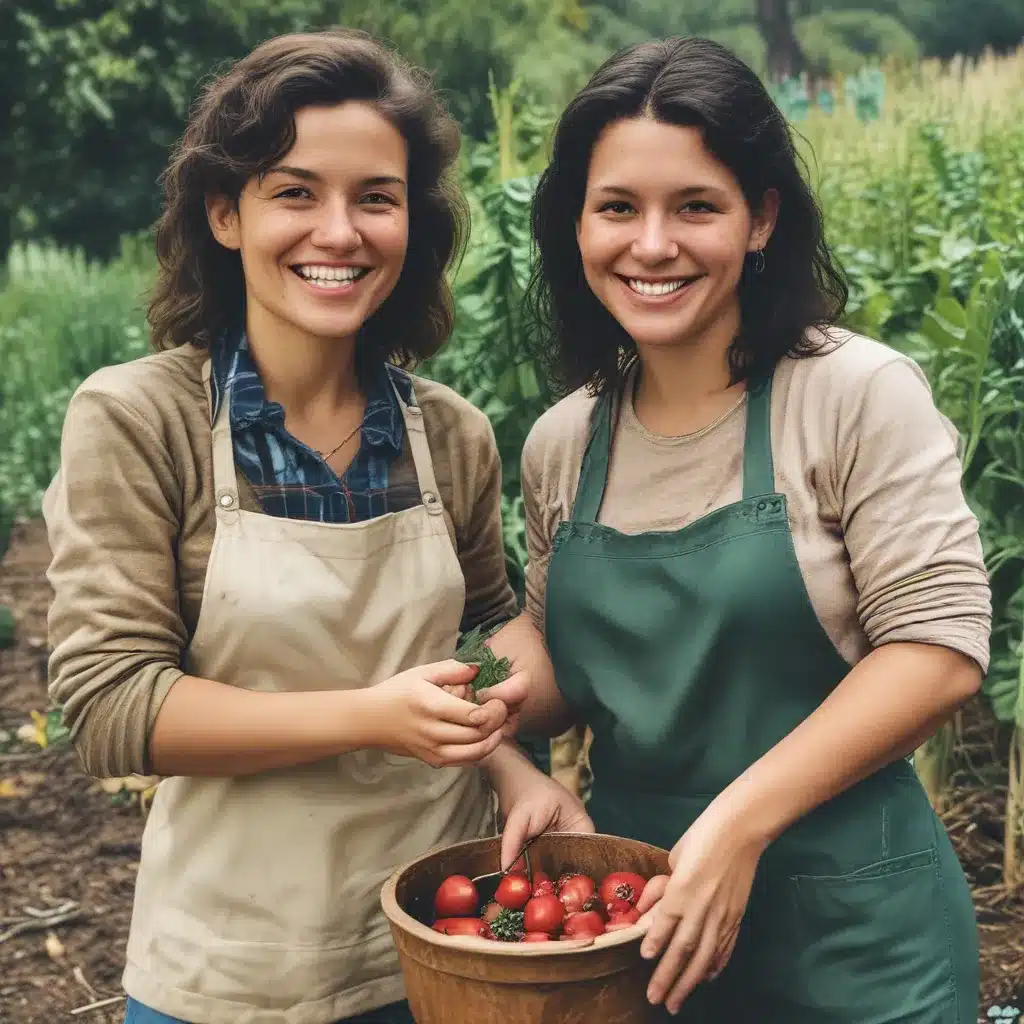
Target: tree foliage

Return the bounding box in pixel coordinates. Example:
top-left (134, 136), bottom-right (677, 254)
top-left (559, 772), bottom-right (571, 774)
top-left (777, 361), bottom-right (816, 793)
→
top-left (2, 0), bottom-right (1021, 258)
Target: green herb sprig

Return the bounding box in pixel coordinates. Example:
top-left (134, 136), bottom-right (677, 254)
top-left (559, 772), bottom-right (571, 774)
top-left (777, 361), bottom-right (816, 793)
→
top-left (488, 908), bottom-right (525, 942)
top-left (454, 624), bottom-right (512, 693)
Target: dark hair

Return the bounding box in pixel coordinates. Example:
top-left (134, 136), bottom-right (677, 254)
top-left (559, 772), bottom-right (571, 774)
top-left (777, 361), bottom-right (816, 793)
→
top-left (148, 28), bottom-right (467, 370)
top-left (524, 36), bottom-right (848, 397)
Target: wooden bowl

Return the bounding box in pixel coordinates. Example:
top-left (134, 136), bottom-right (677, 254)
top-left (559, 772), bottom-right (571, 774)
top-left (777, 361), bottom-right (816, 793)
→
top-left (380, 831), bottom-right (671, 1023)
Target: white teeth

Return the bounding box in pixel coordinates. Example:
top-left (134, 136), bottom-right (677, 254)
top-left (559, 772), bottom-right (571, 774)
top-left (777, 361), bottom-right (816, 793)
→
top-left (628, 278), bottom-right (689, 296)
top-left (296, 265), bottom-right (368, 287)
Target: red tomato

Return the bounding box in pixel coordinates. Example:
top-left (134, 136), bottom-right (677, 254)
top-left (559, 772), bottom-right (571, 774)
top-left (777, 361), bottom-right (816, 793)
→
top-left (522, 932), bottom-right (552, 942)
top-left (605, 907), bottom-right (641, 930)
top-left (557, 873), bottom-right (596, 914)
top-left (606, 898), bottom-right (633, 917)
top-left (523, 893), bottom-right (565, 935)
top-left (431, 917), bottom-right (488, 937)
top-left (563, 910), bottom-right (606, 937)
top-left (495, 873), bottom-right (532, 911)
top-left (434, 875), bottom-right (479, 918)
top-left (598, 871), bottom-right (647, 908)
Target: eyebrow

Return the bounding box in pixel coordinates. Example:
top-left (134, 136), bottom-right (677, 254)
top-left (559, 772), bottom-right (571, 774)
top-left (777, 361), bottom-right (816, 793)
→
top-left (262, 165), bottom-right (407, 188)
top-left (592, 184), bottom-right (720, 199)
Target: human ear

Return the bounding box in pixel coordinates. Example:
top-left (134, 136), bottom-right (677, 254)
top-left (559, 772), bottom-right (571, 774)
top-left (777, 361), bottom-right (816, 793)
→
top-left (206, 194), bottom-right (241, 251)
top-left (749, 188), bottom-right (780, 253)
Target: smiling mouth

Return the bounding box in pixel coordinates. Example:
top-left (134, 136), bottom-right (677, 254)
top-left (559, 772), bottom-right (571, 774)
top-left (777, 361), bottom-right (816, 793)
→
top-left (620, 275), bottom-right (702, 297)
top-left (292, 265), bottom-right (372, 289)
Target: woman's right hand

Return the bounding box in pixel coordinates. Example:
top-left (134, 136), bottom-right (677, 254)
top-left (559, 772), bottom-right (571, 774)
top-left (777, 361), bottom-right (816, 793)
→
top-left (365, 659), bottom-right (524, 767)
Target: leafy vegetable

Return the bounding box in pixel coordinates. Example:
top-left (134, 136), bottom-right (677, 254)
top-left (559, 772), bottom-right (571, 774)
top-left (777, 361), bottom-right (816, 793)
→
top-left (488, 907), bottom-right (525, 942)
top-left (454, 624), bottom-right (512, 692)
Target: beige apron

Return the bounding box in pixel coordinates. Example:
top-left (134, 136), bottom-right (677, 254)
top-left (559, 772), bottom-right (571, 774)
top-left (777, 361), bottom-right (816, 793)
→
top-left (122, 362), bottom-right (497, 1023)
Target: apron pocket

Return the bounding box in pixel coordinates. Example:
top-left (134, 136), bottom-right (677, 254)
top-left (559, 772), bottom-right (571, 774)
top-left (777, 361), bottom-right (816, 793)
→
top-left (758, 848), bottom-right (959, 1023)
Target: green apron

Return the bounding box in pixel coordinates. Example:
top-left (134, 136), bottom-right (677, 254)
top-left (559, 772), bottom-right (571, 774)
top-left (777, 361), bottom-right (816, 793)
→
top-left (544, 369), bottom-right (979, 1023)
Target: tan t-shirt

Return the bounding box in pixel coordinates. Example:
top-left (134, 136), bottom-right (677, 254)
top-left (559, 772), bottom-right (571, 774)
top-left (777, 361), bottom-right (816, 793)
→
top-left (521, 329), bottom-right (991, 674)
top-left (43, 343), bottom-right (519, 778)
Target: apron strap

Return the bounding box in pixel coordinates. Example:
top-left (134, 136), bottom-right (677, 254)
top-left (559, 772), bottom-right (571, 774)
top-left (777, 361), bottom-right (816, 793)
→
top-left (570, 389), bottom-right (615, 524)
top-left (741, 370), bottom-right (776, 499)
top-left (393, 382), bottom-right (447, 519)
top-left (203, 358), bottom-right (242, 516)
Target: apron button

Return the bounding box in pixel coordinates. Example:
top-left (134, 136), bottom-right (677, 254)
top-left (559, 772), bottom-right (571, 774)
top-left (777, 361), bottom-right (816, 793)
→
top-left (218, 492), bottom-right (235, 509)
top-left (757, 500), bottom-right (767, 511)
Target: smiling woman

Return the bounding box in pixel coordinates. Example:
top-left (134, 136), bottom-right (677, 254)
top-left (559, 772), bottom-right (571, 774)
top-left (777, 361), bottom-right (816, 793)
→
top-left (491, 34), bottom-right (992, 1024)
top-left (40, 27), bottom-right (579, 1024)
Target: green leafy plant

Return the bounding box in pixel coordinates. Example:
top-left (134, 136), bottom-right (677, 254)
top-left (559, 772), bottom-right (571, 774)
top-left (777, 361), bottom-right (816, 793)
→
top-left (488, 907), bottom-right (526, 941)
top-left (454, 625), bottom-right (513, 693)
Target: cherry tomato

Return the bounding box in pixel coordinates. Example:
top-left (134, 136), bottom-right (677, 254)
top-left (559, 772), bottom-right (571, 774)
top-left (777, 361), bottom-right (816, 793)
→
top-left (495, 873), bottom-right (532, 911)
top-left (598, 871), bottom-right (647, 908)
top-left (605, 907), bottom-right (641, 930)
top-left (522, 932), bottom-right (552, 942)
top-left (557, 873), bottom-right (596, 914)
top-left (434, 875), bottom-right (479, 918)
top-left (563, 910), bottom-right (606, 937)
top-left (523, 893), bottom-right (565, 935)
top-left (431, 917), bottom-right (488, 937)
top-left (533, 878), bottom-right (555, 898)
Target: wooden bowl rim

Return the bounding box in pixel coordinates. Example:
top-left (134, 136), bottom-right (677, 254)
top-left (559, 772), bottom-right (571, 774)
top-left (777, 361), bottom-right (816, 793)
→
top-left (379, 831), bottom-right (659, 958)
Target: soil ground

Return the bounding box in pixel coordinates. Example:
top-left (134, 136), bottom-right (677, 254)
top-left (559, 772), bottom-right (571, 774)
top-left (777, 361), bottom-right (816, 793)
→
top-left (1, 519), bottom-right (1022, 1024)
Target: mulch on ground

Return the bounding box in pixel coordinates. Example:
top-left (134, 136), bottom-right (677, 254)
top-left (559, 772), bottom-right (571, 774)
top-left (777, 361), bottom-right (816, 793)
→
top-left (1, 519), bottom-right (1022, 1024)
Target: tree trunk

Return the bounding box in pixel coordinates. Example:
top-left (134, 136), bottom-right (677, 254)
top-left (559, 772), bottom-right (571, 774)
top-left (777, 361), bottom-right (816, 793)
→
top-left (756, 0), bottom-right (806, 80)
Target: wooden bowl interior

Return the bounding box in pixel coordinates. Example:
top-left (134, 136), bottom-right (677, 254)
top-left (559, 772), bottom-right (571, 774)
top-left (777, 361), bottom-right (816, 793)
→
top-left (392, 832), bottom-right (669, 939)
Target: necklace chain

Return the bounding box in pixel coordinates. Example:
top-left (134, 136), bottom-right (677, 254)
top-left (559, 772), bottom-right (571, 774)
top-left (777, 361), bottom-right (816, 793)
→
top-left (313, 420), bottom-right (363, 462)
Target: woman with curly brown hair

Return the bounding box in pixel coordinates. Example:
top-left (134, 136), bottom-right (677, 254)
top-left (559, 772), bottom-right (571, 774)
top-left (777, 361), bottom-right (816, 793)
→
top-left (42, 28), bottom-right (588, 1024)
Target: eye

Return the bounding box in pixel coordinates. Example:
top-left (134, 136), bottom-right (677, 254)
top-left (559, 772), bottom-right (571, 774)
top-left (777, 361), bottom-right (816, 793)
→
top-left (273, 186), bottom-right (312, 200)
top-left (681, 200), bottom-right (716, 214)
top-left (597, 200), bottom-right (634, 215)
top-left (361, 192), bottom-right (399, 207)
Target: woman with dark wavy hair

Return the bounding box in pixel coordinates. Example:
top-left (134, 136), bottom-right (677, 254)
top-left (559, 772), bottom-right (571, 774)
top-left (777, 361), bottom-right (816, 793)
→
top-left (489, 36), bottom-right (989, 1022)
top-left (42, 28), bottom-right (587, 1024)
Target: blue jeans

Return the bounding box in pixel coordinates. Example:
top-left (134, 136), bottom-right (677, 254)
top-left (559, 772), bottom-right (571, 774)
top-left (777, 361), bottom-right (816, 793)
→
top-left (124, 995), bottom-right (416, 1023)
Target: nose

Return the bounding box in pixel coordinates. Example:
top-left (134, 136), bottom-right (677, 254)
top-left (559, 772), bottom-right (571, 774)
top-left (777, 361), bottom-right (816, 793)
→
top-left (311, 199), bottom-right (360, 252)
top-left (630, 214), bottom-right (678, 264)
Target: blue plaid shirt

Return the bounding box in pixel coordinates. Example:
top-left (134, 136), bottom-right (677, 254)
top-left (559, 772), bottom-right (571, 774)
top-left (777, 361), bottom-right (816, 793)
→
top-left (210, 333), bottom-right (415, 522)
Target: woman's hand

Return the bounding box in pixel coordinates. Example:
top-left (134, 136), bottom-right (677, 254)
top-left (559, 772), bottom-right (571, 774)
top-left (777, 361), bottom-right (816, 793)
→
top-left (367, 659), bottom-right (525, 767)
top-left (475, 613), bottom-right (578, 738)
top-left (483, 743), bottom-right (595, 870)
top-left (635, 801), bottom-right (766, 1014)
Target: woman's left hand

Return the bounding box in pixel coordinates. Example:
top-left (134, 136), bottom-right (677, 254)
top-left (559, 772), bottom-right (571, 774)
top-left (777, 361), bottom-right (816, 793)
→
top-left (635, 801), bottom-right (767, 1014)
top-left (496, 764), bottom-right (595, 871)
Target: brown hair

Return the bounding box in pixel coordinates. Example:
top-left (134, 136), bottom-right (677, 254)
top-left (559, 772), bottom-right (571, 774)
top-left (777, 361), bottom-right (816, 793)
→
top-left (147, 28), bottom-right (468, 369)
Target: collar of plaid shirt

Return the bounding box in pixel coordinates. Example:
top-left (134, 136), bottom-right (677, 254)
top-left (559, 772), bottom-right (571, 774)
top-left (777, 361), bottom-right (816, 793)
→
top-left (209, 332), bottom-right (411, 444)
top-left (207, 331), bottom-right (415, 522)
